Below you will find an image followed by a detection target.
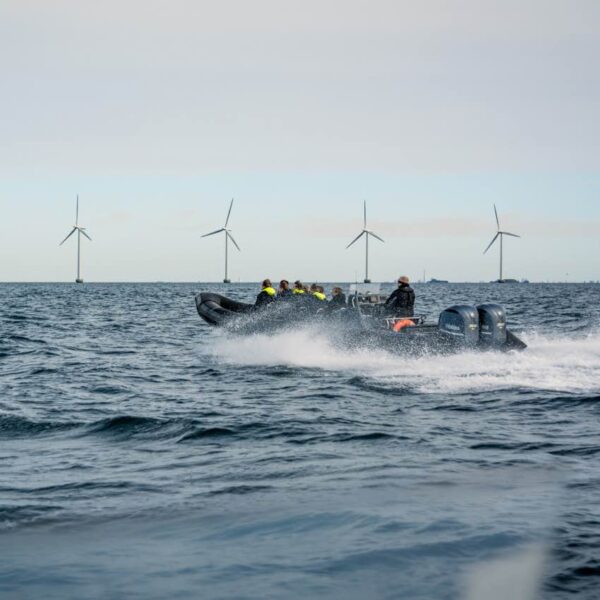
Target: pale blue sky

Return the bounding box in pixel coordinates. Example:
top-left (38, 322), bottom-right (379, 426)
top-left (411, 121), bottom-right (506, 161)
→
top-left (1, 0), bottom-right (599, 281)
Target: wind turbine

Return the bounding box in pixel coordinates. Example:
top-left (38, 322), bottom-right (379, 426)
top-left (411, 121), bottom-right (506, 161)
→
top-left (59, 195), bottom-right (92, 284)
top-left (346, 201), bottom-right (384, 284)
top-left (202, 199), bottom-right (240, 283)
top-left (483, 204), bottom-right (520, 283)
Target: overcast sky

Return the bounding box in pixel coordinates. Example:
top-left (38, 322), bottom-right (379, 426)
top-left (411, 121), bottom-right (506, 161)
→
top-left (1, 0), bottom-right (599, 282)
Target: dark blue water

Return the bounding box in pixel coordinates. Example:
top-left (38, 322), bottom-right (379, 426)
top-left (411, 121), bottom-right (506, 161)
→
top-left (1, 283), bottom-right (600, 599)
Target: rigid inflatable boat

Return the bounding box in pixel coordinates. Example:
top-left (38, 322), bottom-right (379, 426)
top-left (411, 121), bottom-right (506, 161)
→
top-left (195, 285), bottom-right (527, 354)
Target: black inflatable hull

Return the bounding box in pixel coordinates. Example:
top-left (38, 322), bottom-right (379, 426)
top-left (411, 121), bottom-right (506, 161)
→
top-left (195, 293), bottom-right (527, 354)
top-left (195, 292), bottom-right (253, 326)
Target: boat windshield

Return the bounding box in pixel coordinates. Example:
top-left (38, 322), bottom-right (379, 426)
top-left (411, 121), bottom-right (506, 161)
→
top-left (348, 283), bottom-right (381, 296)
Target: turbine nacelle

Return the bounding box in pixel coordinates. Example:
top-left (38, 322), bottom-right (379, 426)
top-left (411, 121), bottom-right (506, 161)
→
top-left (60, 226), bottom-right (92, 246)
top-left (346, 229), bottom-right (385, 249)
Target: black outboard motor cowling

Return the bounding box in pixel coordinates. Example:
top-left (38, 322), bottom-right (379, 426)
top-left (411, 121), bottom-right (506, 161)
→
top-left (438, 305), bottom-right (480, 347)
top-left (478, 303), bottom-right (507, 348)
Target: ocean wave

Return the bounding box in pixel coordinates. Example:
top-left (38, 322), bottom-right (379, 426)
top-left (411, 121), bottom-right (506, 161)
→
top-left (7, 334), bottom-right (48, 344)
top-left (0, 504), bottom-right (62, 529)
top-left (81, 415), bottom-right (192, 441)
top-left (0, 415), bottom-right (78, 438)
top-left (0, 415), bottom-right (190, 442)
top-left (5, 481), bottom-right (161, 496)
top-left (177, 426), bottom-right (237, 442)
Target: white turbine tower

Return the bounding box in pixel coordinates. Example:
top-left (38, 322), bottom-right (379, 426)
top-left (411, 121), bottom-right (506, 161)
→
top-left (483, 204), bottom-right (520, 283)
top-left (202, 199), bottom-right (241, 284)
top-left (59, 195), bottom-right (92, 284)
top-left (346, 201), bottom-right (384, 284)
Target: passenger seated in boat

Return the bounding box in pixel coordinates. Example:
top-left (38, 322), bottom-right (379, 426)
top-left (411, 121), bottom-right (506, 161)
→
top-left (385, 276), bottom-right (415, 317)
top-left (277, 280), bottom-right (293, 299)
top-left (255, 279), bottom-right (277, 307)
top-left (292, 281), bottom-right (306, 295)
top-left (329, 287), bottom-right (346, 309)
top-left (310, 284), bottom-right (327, 302)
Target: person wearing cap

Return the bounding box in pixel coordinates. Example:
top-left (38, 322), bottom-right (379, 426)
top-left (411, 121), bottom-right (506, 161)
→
top-left (385, 276), bottom-right (415, 316)
top-left (255, 279), bottom-right (277, 307)
top-left (277, 280), bottom-right (293, 299)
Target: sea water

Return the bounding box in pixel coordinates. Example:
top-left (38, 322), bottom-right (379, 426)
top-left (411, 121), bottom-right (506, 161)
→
top-left (1, 282), bottom-right (600, 599)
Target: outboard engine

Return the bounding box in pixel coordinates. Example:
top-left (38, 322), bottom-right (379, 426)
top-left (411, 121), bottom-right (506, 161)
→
top-left (438, 305), bottom-right (480, 348)
top-left (477, 304), bottom-right (507, 348)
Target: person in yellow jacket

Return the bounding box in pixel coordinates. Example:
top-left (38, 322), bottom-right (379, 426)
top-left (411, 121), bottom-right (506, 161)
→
top-left (310, 284), bottom-right (327, 302)
top-left (292, 281), bottom-right (306, 295)
top-left (255, 279), bottom-right (277, 307)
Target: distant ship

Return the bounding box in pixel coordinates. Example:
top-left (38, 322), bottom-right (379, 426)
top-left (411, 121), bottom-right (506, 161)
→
top-left (428, 278), bottom-right (449, 284)
top-left (491, 278), bottom-right (519, 284)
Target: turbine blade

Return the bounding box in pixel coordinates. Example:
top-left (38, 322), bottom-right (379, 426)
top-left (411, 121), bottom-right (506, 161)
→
top-left (483, 232), bottom-right (500, 254)
top-left (224, 198), bottom-right (234, 228)
top-left (80, 229), bottom-right (92, 241)
top-left (201, 228), bottom-right (225, 238)
top-left (227, 231), bottom-right (241, 251)
top-left (76, 195), bottom-right (79, 226)
top-left (494, 204), bottom-right (500, 230)
top-left (346, 231), bottom-right (365, 249)
top-left (502, 232), bottom-right (520, 238)
top-left (59, 228), bottom-right (77, 246)
top-left (363, 200), bottom-right (367, 229)
top-left (368, 231), bottom-right (385, 243)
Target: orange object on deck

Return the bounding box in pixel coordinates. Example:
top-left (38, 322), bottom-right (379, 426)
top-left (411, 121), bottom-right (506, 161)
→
top-left (393, 319), bottom-right (415, 332)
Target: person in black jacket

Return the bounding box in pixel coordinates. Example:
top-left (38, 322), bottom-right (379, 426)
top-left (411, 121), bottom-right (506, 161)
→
top-left (255, 279), bottom-right (277, 307)
top-left (385, 276), bottom-right (415, 316)
top-left (329, 287), bottom-right (347, 309)
top-left (277, 280), bottom-right (293, 300)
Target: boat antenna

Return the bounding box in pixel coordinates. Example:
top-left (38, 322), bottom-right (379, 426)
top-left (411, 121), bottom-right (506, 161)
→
top-left (59, 194), bottom-right (92, 284)
top-left (201, 198), bottom-right (241, 284)
top-left (483, 204), bottom-right (520, 282)
top-left (346, 200), bottom-right (384, 283)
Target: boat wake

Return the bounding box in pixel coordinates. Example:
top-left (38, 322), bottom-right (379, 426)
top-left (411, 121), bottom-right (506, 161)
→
top-left (213, 326), bottom-right (600, 396)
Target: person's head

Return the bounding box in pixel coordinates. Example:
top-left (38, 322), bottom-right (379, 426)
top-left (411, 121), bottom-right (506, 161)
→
top-left (310, 283), bottom-right (318, 292)
top-left (332, 287), bottom-right (343, 296)
top-left (317, 286), bottom-right (325, 294)
top-left (262, 279), bottom-right (272, 289)
top-left (294, 280), bottom-right (303, 290)
top-left (279, 280), bottom-right (289, 291)
top-left (398, 276), bottom-right (410, 287)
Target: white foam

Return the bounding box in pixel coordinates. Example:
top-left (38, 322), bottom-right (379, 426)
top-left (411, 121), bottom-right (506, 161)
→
top-left (213, 328), bottom-right (600, 395)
